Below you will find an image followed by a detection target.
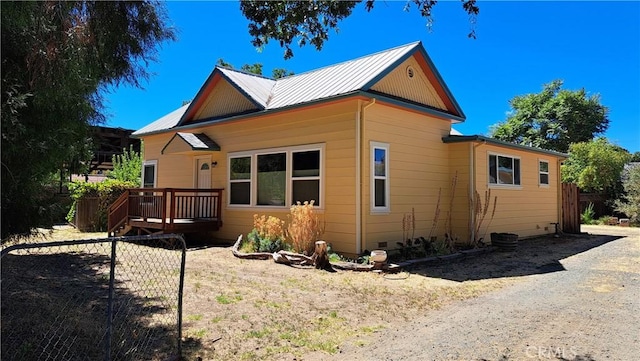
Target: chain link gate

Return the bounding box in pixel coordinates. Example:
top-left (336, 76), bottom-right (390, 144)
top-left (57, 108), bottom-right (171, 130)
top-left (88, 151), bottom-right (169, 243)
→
top-left (1, 234), bottom-right (186, 360)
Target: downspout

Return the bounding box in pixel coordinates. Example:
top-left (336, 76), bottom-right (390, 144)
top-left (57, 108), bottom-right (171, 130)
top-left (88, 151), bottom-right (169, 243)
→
top-left (356, 98), bottom-right (376, 255)
top-left (469, 143), bottom-right (475, 243)
top-left (557, 159), bottom-right (564, 232)
top-left (470, 140), bottom-right (485, 243)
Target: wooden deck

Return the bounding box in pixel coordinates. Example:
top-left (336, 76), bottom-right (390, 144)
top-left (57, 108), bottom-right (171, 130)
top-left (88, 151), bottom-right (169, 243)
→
top-left (108, 188), bottom-right (224, 236)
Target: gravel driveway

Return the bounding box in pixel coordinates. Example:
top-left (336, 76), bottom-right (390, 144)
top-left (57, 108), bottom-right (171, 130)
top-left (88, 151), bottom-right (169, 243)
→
top-left (331, 226), bottom-right (640, 360)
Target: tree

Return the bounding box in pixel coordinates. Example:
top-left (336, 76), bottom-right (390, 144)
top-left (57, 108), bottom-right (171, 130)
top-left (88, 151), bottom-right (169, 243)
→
top-left (1, 1), bottom-right (175, 238)
top-left (490, 80), bottom-right (609, 153)
top-left (615, 165), bottom-right (640, 224)
top-left (630, 151), bottom-right (640, 163)
top-left (240, 0), bottom-right (480, 59)
top-left (108, 145), bottom-right (143, 186)
top-left (216, 58), bottom-right (294, 79)
top-left (561, 138), bottom-right (631, 194)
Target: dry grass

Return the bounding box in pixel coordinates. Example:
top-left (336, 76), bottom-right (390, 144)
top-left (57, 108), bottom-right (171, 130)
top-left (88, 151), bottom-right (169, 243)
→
top-left (4, 227), bottom-right (519, 360)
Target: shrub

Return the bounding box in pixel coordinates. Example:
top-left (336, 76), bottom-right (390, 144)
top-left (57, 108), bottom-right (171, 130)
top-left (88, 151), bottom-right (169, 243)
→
top-left (107, 145), bottom-right (142, 185)
top-left (581, 203), bottom-right (596, 225)
top-left (247, 214), bottom-right (289, 252)
top-left (66, 179), bottom-right (137, 231)
top-left (286, 201), bottom-right (325, 255)
top-left (615, 165), bottom-right (640, 225)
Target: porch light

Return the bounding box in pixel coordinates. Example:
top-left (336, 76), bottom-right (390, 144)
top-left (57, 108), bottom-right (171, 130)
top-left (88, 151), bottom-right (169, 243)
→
top-left (211, 161), bottom-right (218, 167)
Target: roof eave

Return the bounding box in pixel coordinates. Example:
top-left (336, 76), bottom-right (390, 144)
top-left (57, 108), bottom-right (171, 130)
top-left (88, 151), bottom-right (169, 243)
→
top-left (442, 135), bottom-right (569, 158)
top-left (134, 91), bottom-right (466, 138)
top-left (363, 91), bottom-right (466, 123)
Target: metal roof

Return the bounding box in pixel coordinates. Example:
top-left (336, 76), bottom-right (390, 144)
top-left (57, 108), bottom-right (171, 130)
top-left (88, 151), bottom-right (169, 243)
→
top-left (442, 135), bottom-right (569, 158)
top-left (135, 41), bottom-right (464, 136)
top-left (133, 104), bottom-right (188, 136)
top-left (218, 67), bottom-right (275, 108)
top-left (266, 42), bottom-right (419, 109)
top-left (177, 132), bottom-right (220, 151)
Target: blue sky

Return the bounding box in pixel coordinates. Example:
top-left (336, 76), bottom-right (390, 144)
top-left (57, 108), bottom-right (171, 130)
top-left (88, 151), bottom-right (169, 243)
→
top-left (105, 1), bottom-right (640, 153)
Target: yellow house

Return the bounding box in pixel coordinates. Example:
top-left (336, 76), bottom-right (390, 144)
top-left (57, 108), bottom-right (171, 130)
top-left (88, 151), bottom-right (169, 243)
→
top-left (122, 41), bottom-right (567, 256)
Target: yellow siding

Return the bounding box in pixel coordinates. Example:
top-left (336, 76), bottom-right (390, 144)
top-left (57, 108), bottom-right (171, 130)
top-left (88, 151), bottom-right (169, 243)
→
top-left (447, 142), bottom-right (471, 242)
top-left (362, 103), bottom-right (453, 251)
top-left (141, 100), bottom-right (359, 254)
top-left (473, 144), bottom-right (562, 240)
top-left (371, 56), bottom-right (446, 110)
top-left (143, 134), bottom-right (195, 188)
top-left (194, 79), bottom-right (258, 120)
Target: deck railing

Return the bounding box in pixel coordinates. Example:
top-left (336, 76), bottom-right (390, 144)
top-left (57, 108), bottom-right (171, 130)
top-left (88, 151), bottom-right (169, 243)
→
top-left (108, 188), bottom-right (224, 236)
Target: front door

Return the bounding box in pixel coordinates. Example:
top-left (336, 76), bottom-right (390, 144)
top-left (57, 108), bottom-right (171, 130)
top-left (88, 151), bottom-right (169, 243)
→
top-left (196, 157), bottom-right (211, 218)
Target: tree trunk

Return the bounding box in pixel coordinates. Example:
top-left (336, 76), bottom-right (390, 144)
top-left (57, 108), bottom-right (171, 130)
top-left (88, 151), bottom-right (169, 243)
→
top-left (314, 241), bottom-right (329, 269)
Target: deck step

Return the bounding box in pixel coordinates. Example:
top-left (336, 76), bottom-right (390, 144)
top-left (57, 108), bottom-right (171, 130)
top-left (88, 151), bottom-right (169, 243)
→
top-left (114, 224), bottom-right (132, 237)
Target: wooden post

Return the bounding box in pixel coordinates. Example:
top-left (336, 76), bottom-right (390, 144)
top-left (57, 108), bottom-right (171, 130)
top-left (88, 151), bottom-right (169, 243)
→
top-left (314, 241), bottom-right (329, 269)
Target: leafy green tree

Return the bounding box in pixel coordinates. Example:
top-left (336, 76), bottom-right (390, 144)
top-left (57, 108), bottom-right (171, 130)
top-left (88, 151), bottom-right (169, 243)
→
top-left (630, 151), bottom-right (640, 162)
top-left (1, 1), bottom-right (175, 238)
top-left (216, 58), bottom-right (293, 79)
top-left (240, 0), bottom-right (480, 59)
top-left (490, 80), bottom-right (609, 153)
top-left (272, 68), bottom-right (295, 79)
top-left (561, 138), bottom-right (631, 194)
top-left (615, 165), bottom-right (640, 224)
top-left (108, 145), bottom-right (143, 186)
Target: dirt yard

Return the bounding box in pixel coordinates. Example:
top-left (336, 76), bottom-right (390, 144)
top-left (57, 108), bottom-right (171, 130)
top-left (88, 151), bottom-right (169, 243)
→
top-left (5, 226), bottom-right (637, 360)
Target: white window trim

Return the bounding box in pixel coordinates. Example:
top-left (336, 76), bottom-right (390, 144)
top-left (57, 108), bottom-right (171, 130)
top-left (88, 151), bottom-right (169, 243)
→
top-left (228, 154), bottom-right (253, 207)
top-left (371, 141), bottom-right (390, 213)
top-left (539, 159), bottom-right (550, 187)
top-left (142, 160), bottom-right (158, 188)
top-left (488, 152), bottom-right (522, 189)
top-left (227, 144), bottom-right (325, 209)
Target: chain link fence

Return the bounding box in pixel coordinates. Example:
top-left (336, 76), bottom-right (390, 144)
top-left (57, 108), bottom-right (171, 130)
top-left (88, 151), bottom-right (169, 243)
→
top-left (1, 234), bottom-right (186, 361)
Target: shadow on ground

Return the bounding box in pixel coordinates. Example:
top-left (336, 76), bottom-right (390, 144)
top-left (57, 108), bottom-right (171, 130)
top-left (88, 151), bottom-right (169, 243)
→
top-left (407, 233), bottom-right (623, 282)
top-left (1, 242), bottom-right (195, 360)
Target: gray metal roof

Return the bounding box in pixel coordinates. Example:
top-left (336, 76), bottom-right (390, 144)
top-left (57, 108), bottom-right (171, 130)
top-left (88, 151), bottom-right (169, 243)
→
top-left (177, 132), bottom-right (220, 151)
top-left (442, 135), bottom-right (569, 158)
top-left (218, 67), bottom-right (275, 108)
top-left (135, 41), bottom-right (462, 136)
top-left (133, 104), bottom-right (189, 136)
top-left (266, 42), bottom-right (419, 109)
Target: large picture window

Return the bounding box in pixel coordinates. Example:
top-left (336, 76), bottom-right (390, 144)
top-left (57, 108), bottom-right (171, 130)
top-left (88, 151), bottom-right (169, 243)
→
top-left (371, 142), bottom-right (390, 212)
top-left (489, 154), bottom-right (520, 186)
top-left (228, 145), bottom-right (323, 207)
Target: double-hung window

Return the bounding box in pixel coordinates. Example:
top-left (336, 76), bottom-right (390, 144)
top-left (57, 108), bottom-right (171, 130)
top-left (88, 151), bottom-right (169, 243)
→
top-left (229, 156), bottom-right (251, 205)
top-left (488, 154), bottom-right (520, 186)
top-left (371, 142), bottom-right (390, 212)
top-left (539, 160), bottom-right (550, 186)
top-left (228, 145), bottom-right (323, 207)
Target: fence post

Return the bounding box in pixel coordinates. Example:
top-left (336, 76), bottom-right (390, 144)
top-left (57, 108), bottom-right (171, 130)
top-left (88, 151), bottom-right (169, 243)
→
top-left (177, 236), bottom-right (186, 357)
top-left (105, 240), bottom-right (117, 361)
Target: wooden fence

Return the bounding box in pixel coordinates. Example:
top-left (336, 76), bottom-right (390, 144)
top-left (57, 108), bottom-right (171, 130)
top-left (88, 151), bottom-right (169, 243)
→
top-left (75, 197), bottom-right (101, 232)
top-left (562, 183), bottom-right (581, 234)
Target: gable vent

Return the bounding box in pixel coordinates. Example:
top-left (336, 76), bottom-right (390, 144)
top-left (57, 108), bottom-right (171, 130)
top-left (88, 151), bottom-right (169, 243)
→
top-left (406, 66), bottom-right (415, 79)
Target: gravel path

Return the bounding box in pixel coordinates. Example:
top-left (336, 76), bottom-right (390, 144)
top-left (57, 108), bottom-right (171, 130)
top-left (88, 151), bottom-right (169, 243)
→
top-left (332, 226), bottom-right (640, 360)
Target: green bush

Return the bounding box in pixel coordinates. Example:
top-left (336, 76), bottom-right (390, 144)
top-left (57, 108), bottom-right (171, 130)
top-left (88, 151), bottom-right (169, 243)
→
top-left (615, 165), bottom-right (640, 225)
top-left (247, 229), bottom-right (291, 253)
top-left (66, 179), bottom-right (137, 231)
top-left (581, 203), bottom-right (596, 225)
